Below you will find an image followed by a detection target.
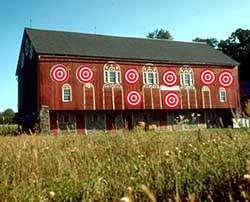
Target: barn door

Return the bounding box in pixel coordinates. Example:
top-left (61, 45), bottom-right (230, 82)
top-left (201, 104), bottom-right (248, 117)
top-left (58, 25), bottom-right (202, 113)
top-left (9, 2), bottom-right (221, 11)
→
top-left (85, 113), bottom-right (95, 132)
top-left (106, 112), bottom-right (116, 130)
top-left (57, 113), bottom-right (77, 134)
top-left (85, 112), bottom-right (106, 134)
top-left (123, 112), bottom-right (133, 130)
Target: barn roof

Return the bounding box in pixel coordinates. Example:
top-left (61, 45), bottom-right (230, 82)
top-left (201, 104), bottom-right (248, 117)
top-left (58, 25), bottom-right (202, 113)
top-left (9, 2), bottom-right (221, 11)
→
top-left (25, 28), bottom-right (238, 66)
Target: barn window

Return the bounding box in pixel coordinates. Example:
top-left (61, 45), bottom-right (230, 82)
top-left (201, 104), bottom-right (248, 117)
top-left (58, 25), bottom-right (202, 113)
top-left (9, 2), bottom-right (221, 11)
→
top-left (180, 67), bottom-right (194, 87)
top-left (219, 88), bottom-right (227, 102)
top-left (62, 84), bottom-right (72, 102)
top-left (104, 62), bottom-right (121, 84)
top-left (142, 64), bottom-right (158, 85)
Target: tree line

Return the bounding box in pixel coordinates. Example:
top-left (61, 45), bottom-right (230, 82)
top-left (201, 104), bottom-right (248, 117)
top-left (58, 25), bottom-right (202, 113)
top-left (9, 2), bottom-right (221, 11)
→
top-left (0, 109), bottom-right (15, 124)
top-left (147, 28), bottom-right (250, 81)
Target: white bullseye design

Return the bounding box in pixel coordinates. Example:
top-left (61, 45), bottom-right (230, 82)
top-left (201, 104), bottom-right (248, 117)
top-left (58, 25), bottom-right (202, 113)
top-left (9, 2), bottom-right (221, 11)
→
top-left (50, 64), bottom-right (69, 83)
top-left (163, 92), bottom-right (180, 108)
top-left (125, 90), bottom-right (142, 107)
top-left (200, 69), bottom-right (216, 86)
top-left (76, 65), bottom-right (94, 83)
top-left (162, 70), bottom-right (178, 87)
top-left (218, 70), bottom-right (234, 88)
top-left (124, 68), bottom-right (140, 84)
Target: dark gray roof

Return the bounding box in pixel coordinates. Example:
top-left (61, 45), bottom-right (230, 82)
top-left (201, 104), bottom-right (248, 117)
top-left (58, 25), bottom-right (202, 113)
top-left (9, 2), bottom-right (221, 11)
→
top-left (25, 28), bottom-right (239, 66)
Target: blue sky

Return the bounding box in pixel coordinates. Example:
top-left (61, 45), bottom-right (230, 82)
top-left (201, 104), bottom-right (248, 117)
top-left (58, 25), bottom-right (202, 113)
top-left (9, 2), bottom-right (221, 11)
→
top-left (0, 0), bottom-right (249, 112)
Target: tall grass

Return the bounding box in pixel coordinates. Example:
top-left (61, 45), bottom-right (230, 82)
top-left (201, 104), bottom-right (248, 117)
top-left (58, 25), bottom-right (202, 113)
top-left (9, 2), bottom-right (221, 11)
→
top-left (0, 129), bottom-right (249, 201)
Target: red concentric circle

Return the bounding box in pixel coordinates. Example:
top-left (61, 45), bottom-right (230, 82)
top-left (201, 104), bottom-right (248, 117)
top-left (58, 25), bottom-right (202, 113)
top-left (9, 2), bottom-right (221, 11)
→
top-left (50, 64), bottom-right (69, 83)
top-left (162, 70), bottom-right (178, 87)
top-left (125, 90), bottom-right (142, 107)
top-left (76, 65), bottom-right (94, 83)
top-left (200, 68), bottom-right (216, 86)
top-left (218, 70), bottom-right (234, 88)
top-left (124, 68), bottom-right (140, 84)
top-left (163, 92), bottom-right (180, 109)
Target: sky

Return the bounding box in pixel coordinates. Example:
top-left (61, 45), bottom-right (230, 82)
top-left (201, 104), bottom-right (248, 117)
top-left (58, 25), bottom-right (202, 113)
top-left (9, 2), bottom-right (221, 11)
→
top-left (0, 0), bottom-right (250, 112)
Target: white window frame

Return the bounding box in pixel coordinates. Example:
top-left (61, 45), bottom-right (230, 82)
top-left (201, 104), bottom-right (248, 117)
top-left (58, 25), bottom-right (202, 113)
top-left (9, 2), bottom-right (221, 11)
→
top-left (62, 84), bottom-right (72, 102)
top-left (180, 68), bottom-right (194, 87)
top-left (103, 62), bottom-right (121, 84)
top-left (104, 70), bottom-right (120, 84)
top-left (145, 72), bottom-right (157, 85)
top-left (219, 87), bottom-right (227, 102)
top-left (142, 66), bottom-right (158, 85)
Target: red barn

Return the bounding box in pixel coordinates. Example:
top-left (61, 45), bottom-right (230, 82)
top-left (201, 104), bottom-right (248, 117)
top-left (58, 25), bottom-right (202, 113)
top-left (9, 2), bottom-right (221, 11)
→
top-left (16, 28), bottom-right (240, 134)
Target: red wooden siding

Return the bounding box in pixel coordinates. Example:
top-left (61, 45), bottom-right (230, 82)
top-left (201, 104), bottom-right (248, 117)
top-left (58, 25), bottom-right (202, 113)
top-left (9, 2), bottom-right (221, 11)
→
top-left (114, 88), bottom-right (123, 109)
top-left (38, 56), bottom-right (241, 111)
top-left (180, 89), bottom-right (188, 109)
top-left (84, 86), bottom-right (95, 110)
top-left (104, 88), bottom-right (113, 110)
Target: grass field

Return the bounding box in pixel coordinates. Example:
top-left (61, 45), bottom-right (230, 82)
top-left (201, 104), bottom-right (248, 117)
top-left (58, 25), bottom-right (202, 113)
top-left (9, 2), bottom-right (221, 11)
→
top-left (0, 129), bottom-right (250, 201)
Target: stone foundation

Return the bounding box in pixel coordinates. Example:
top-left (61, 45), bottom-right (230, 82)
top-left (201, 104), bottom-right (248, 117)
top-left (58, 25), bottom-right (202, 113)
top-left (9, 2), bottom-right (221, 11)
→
top-left (39, 105), bottom-right (50, 134)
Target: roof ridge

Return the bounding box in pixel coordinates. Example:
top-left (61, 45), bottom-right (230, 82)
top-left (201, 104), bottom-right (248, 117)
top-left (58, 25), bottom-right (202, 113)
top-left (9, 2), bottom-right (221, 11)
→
top-left (25, 27), bottom-right (208, 45)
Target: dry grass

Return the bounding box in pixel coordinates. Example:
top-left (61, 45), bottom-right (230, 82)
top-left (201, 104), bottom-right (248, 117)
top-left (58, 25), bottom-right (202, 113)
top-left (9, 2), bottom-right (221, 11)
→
top-left (0, 129), bottom-right (250, 201)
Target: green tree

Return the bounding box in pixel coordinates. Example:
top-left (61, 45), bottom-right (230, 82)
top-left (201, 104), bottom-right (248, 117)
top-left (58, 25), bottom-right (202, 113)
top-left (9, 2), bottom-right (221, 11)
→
top-left (0, 109), bottom-right (15, 124)
top-left (192, 37), bottom-right (219, 48)
top-left (218, 28), bottom-right (250, 81)
top-left (147, 29), bottom-right (173, 40)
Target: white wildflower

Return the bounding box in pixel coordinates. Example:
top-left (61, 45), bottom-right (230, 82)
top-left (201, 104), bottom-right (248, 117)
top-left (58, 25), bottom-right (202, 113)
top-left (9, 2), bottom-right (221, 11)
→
top-left (49, 191), bottom-right (55, 198)
top-left (120, 196), bottom-right (130, 202)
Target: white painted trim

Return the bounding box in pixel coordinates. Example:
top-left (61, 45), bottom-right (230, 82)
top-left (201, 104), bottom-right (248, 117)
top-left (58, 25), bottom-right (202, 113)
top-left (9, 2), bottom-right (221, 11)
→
top-left (112, 87), bottom-right (115, 110)
top-left (187, 88), bottom-right (190, 109)
top-left (180, 66), bottom-right (195, 88)
top-left (142, 87), bottom-right (145, 109)
top-left (142, 64), bottom-right (159, 87)
top-left (83, 86), bottom-right (86, 109)
top-left (151, 88), bottom-right (154, 109)
top-left (159, 90), bottom-right (163, 109)
top-left (93, 86), bottom-right (96, 110)
top-left (219, 87), bottom-right (227, 102)
top-left (160, 85), bottom-right (180, 91)
top-left (102, 85), bottom-right (106, 110)
top-left (202, 86), bottom-right (212, 109)
top-left (194, 88), bottom-right (198, 108)
top-left (62, 83), bottom-right (72, 102)
top-left (209, 91), bottom-right (212, 109)
top-left (180, 90), bottom-right (183, 109)
top-left (103, 62), bottom-right (121, 84)
top-left (83, 83), bottom-right (95, 110)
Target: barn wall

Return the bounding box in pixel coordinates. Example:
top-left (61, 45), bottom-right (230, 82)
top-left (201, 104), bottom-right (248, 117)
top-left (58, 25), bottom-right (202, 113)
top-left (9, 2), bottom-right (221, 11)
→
top-left (17, 33), bottom-right (39, 115)
top-left (52, 109), bottom-right (233, 134)
top-left (38, 56), bottom-right (240, 111)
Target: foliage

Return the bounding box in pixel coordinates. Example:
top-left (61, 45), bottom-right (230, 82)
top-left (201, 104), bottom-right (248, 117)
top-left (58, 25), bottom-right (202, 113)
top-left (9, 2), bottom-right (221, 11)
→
top-left (147, 27), bottom-right (250, 81)
top-left (0, 129), bottom-right (249, 201)
top-left (192, 37), bottom-right (219, 48)
top-left (193, 29), bottom-right (250, 81)
top-left (0, 124), bottom-right (18, 136)
top-left (0, 108), bottom-right (15, 124)
top-left (147, 29), bottom-right (173, 40)
top-left (218, 28), bottom-right (250, 81)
